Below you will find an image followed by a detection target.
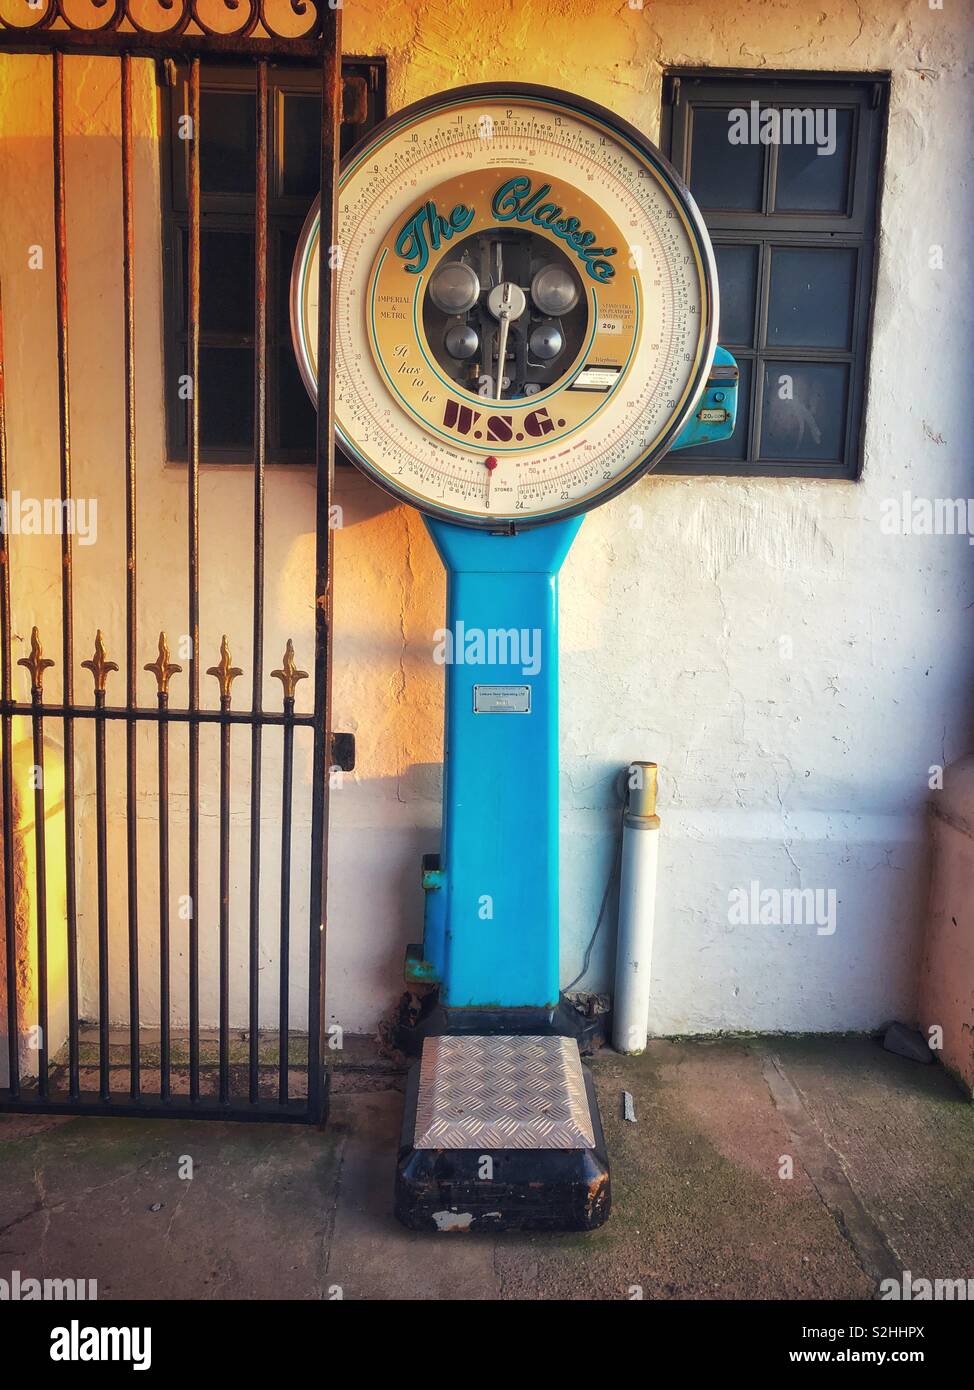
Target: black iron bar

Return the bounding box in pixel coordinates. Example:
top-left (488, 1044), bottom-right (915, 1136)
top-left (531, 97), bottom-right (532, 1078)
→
top-left (0, 281), bottom-right (19, 1098)
top-left (0, 1092), bottom-right (316, 1123)
top-left (187, 59), bottom-right (201, 1103)
top-left (121, 53), bottom-right (140, 1100)
top-left (145, 635), bottom-right (181, 1103)
top-left (146, 632), bottom-right (182, 1103)
top-left (278, 696), bottom-right (296, 1104)
top-left (157, 689), bottom-right (172, 1100)
top-left (218, 695), bottom-right (231, 1105)
top-left (307, 13), bottom-right (343, 1124)
top-left (28, 689), bottom-right (49, 1097)
top-left (0, 700), bottom-right (314, 728)
top-left (248, 61), bottom-right (269, 1104)
top-left (93, 687), bottom-right (110, 1100)
top-left (208, 635), bottom-right (242, 1105)
top-left (52, 51), bottom-right (81, 1101)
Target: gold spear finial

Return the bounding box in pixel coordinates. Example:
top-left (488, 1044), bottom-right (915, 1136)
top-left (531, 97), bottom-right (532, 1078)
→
top-left (206, 634), bottom-right (243, 700)
top-left (81, 630), bottom-right (119, 694)
top-left (271, 639), bottom-right (309, 701)
top-left (144, 631), bottom-right (182, 695)
top-left (17, 626), bottom-right (55, 694)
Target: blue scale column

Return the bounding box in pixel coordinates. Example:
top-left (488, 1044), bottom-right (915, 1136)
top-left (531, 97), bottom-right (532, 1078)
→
top-left (422, 514), bottom-right (583, 1010)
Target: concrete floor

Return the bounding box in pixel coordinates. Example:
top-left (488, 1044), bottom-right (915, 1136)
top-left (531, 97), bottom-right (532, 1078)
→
top-left (0, 1036), bottom-right (971, 1301)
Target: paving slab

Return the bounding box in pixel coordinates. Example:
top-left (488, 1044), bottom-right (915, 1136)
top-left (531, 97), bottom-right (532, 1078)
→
top-left (769, 1036), bottom-right (974, 1284)
top-left (0, 1114), bottom-right (342, 1300)
top-left (0, 1037), bottom-right (970, 1301)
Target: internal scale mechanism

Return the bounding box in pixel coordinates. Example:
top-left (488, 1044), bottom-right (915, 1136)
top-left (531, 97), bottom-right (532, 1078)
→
top-left (424, 235), bottom-right (587, 406)
top-left (292, 84), bottom-right (738, 1231)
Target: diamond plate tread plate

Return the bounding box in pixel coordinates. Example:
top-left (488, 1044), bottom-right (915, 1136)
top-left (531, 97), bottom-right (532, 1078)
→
top-left (413, 1034), bottom-right (596, 1150)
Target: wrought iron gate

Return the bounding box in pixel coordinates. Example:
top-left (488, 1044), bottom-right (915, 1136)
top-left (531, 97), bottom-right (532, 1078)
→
top-left (0, 2), bottom-right (342, 1121)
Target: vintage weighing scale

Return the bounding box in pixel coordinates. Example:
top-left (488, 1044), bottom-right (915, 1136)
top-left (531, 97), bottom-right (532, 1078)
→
top-left (291, 83), bottom-right (737, 1231)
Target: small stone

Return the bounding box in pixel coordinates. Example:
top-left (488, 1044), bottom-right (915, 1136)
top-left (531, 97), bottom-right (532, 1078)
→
top-left (882, 1022), bottom-right (935, 1065)
top-left (149, 1202), bottom-right (164, 1212)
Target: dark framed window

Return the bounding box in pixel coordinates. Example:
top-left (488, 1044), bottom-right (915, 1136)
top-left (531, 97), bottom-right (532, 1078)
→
top-left (161, 58), bottom-right (386, 466)
top-left (660, 70), bottom-right (888, 479)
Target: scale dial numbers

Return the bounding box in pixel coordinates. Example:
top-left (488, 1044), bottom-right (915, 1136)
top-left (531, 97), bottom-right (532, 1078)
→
top-left (291, 84), bottom-right (717, 530)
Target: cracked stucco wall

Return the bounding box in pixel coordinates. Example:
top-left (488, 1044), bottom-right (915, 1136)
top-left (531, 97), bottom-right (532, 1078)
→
top-left (0, 0), bottom-right (971, 1039)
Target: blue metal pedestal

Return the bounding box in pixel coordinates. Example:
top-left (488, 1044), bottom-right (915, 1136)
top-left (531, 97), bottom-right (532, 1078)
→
top-left (407, 514), bottom-right (583, 1015)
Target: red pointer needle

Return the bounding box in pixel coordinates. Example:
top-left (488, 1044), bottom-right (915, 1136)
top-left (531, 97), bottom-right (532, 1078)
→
top-left (484, 454), bottom-right (498, 508)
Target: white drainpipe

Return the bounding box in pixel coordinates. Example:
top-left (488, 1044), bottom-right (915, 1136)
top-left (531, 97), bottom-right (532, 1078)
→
top-left (612, 762), bottom-right (660, 1055)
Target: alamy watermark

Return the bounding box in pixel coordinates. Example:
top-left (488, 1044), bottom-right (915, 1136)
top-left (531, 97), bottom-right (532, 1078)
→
top-left (50, 1320), bottom-right (151, 1371)
top-left (880, 1270), bottom-right (974, 1300)
top-left (0, 1268), bottom-right (97, 1300)
top-left (880, 492), bottom-right (974, 544)
top-left (728, 101), bottom-right (837, 157)
top-left (433, 621), bottom-right (541, 676)
top-left (0, 492), bottom-right (97, 545)
top-left (729, 880), bottom-right (837, 936)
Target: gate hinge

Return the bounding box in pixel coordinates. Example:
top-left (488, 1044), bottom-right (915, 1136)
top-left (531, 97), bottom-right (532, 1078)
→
top-left (157, 58), bottom-right (178, 89)
top-left (666, 76), bottom-right (682, 108)
top-left (330, 731), bottom-right (355, 772)
top-left (342, 73), bottom-right (370, 126)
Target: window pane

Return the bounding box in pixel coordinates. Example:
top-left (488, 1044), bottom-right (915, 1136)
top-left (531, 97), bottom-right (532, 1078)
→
top-left (200, 346), bottom-right (255, 449)
top-left (759, 361), bottom-right (848, 462)
top-left (767, 246), bottom-right (856, 350)
top-left (181, 229), bottom-right (255, 337)
top-left (774, 108), bottom-right (854, 213)
top-left (714, 244), bottom-right (758, 346)
top-left (689, 107), bottom-right (764, 211)
top-left (282, 92), bottom-right (322, 199)
top-left (278, 344), bottom-right (317, 451)
top-left (681, 356), bottom-right (752, 462)
top-left (200, 91), bottom-right (256, 195)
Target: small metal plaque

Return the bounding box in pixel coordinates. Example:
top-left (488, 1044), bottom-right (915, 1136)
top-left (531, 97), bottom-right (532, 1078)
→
top-left (473, 683), bottom-right (531, 714)
top-left (697, 406), bottom-right (730, 424)
top-left (569, 365), bottom-right (621, 392)
top-left (414, 1035), bottom-right (596, 1150)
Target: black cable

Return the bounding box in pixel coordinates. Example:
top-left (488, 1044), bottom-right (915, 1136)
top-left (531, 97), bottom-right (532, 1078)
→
top-left (563, 795), bottom-right (627, 992)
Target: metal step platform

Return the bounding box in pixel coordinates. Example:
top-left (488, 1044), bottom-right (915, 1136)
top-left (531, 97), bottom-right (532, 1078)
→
top-left (395, 1035), bottom-right (610, 1232)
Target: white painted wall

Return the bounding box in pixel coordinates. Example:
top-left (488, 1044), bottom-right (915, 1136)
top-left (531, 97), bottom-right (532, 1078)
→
top-left (330, 0), bottom-right (967, 1039)
top-left (1, 0), bottom-right (971, 1043)
top-left (331, 0), bottom-right (974, 1036)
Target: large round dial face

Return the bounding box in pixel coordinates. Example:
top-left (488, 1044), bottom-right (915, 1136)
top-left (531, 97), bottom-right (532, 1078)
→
top-left (291, 83), bottom-right (718, 530)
